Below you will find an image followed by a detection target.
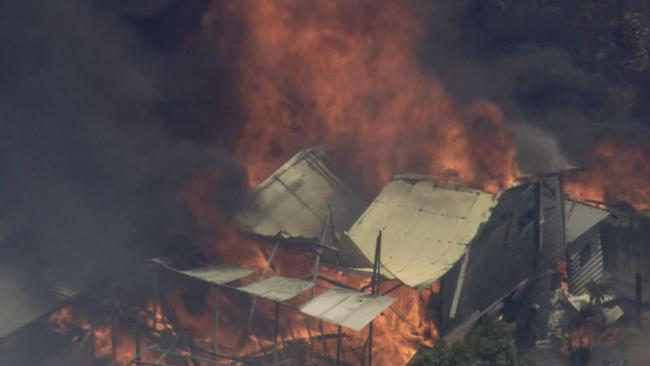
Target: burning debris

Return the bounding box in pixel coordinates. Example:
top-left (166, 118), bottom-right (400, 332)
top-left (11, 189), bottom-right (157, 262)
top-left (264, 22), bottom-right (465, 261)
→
top-left (20, 148), bottom-right (628, 366)
top-left (5, 1), bottom-right (650, 366)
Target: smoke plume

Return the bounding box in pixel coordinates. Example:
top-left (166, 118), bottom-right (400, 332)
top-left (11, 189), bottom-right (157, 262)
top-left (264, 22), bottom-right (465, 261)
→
top-left (0, 0), bottom-right (246, 287)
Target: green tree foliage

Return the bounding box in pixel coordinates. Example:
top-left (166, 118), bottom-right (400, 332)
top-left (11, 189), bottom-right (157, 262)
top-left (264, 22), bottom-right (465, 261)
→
top-left (410, 314), bottom-right (535, 366)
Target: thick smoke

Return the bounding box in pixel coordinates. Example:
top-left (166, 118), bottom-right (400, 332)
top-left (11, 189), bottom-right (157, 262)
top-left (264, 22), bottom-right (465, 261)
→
top-left (4, 0), bottom-right (650, 294)
top-left (419, 1), bottom-right (650, 173)
top-left (0, 1), bottom-right (245, 288)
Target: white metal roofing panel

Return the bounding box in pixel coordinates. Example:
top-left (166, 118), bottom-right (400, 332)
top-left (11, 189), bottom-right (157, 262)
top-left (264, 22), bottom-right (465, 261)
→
top-left (0, 271), bottom-right (57, 338)
top-left (237, 276), bottom-right (314, 302)
top-left (299, 287), bottom-right (396, 331)
top-left (235, 149), bottom-right (365, 241)
top-left (564, 199), bottom-right (610, 243)
top-left (152, 258), bottom-right (254, 286)
top-left (346, 179), bottom-right (498, 288)
top-left (0, 263), bottom-right (84, 339)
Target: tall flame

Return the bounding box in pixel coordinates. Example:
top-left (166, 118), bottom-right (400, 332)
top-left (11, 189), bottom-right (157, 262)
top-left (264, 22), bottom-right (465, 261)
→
top-left (205, 0), bottom-right (516, 194)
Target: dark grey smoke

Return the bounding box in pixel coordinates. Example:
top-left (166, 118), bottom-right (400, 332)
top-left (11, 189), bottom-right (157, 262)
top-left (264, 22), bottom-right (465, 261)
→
top-left (420, 0), bottom-right (650, 174)
top-left (0, 0), bottom-right (246, 287)
top-left (512, 124), bottom-right (573, 175)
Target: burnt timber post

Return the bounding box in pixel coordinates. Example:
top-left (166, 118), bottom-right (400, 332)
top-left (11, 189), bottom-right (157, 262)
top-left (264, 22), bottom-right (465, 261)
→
top-left (368, 231), bottom-right (382, 366)
top-left (336, 325), bottom-right (343, 366)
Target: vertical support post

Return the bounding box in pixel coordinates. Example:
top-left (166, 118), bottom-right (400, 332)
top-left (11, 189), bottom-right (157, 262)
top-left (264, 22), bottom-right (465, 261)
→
top-left (636, 272), bottom-right (643, 327)
top-left (368, 231), bottom-right (382, 366)
top-left (309, 207), bottom-right (329, 356)
top-left (336, 325), bottom-right (342, 366)
top-left (213, 285), bottom-right (221, 355)
top-left (273, 302), bottom-right (280, 366)
top-left (559, 173), bottom-right (572, 294)
top-left (309, 248), bottom-right (323, 355)
top-left (248, 241), bottom-right (280, 331)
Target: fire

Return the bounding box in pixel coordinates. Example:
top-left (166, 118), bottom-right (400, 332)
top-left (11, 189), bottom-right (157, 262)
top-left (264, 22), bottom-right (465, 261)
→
top-left (160, 266), bottom-right (438, 365)
top-left (48, 305), bottom-right (78, 334)
top-left (204, 0), bottom-right (517, 194)
top-left (181, 169), bottom-right (267, 269)
top-left (47, 305), bottom-right (115, 359)
top-left (565, 140), bottom-right (650, 212)
top-left (48, 301), bottom-right (180, 365)
top-left (176, 171), bottom-right (438, 364)
top-left (93, 324), bottom-right (113, 359)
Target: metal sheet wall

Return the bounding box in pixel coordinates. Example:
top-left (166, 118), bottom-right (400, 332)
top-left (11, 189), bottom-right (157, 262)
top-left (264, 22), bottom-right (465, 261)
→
top-left (568, 226), bottom-right (604, 294)
top-left (440, 184), bottom-right (539, 336)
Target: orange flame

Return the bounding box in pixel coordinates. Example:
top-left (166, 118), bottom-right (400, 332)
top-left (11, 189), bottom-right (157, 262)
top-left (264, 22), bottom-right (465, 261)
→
top-left (565, 140), bottom-right (650, 212)
top-left (205, 0), bottom-right (517, 194)
top-left (175, 170), bottom-right (439, 365)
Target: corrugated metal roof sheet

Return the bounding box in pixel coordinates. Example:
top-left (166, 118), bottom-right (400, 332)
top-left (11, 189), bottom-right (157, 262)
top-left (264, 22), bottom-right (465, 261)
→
top-left (568, 226), bottom-right (604, 294)
top-left (237, 277), bottom-right (314, 302)
top-left (564, 199), bottom-right (609, 243)
top-left (152, 258), bottom-right (254, 286)
top-left (345, 178), bottom-right (498, 288)
top-left (235, 148), bottom-right (365, 242)
top-left (299, 287), bottom-right (395, 331)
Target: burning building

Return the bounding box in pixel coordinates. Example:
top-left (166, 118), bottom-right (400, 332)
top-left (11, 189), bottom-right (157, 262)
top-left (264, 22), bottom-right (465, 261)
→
top-left (6, 1), bottom-right (650, 365)
top-left (1, 146), bottom-right (628, 366)
top-left (120, 149), bottom-right (619, 365)
top-left (598, 208), bottom-right (650, 305)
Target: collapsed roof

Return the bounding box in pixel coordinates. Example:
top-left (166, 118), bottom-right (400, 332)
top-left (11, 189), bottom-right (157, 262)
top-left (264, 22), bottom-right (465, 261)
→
top-left (234, 151), bottom-right (612, 301)
top-left (152, 257), bottom-right (394, 332)
top-left (300, 287), bottom-right (395, 331)
top-left (235, 148), bottom-right (369, 266)
top-left (344, 176), bottom-right (498, 288)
